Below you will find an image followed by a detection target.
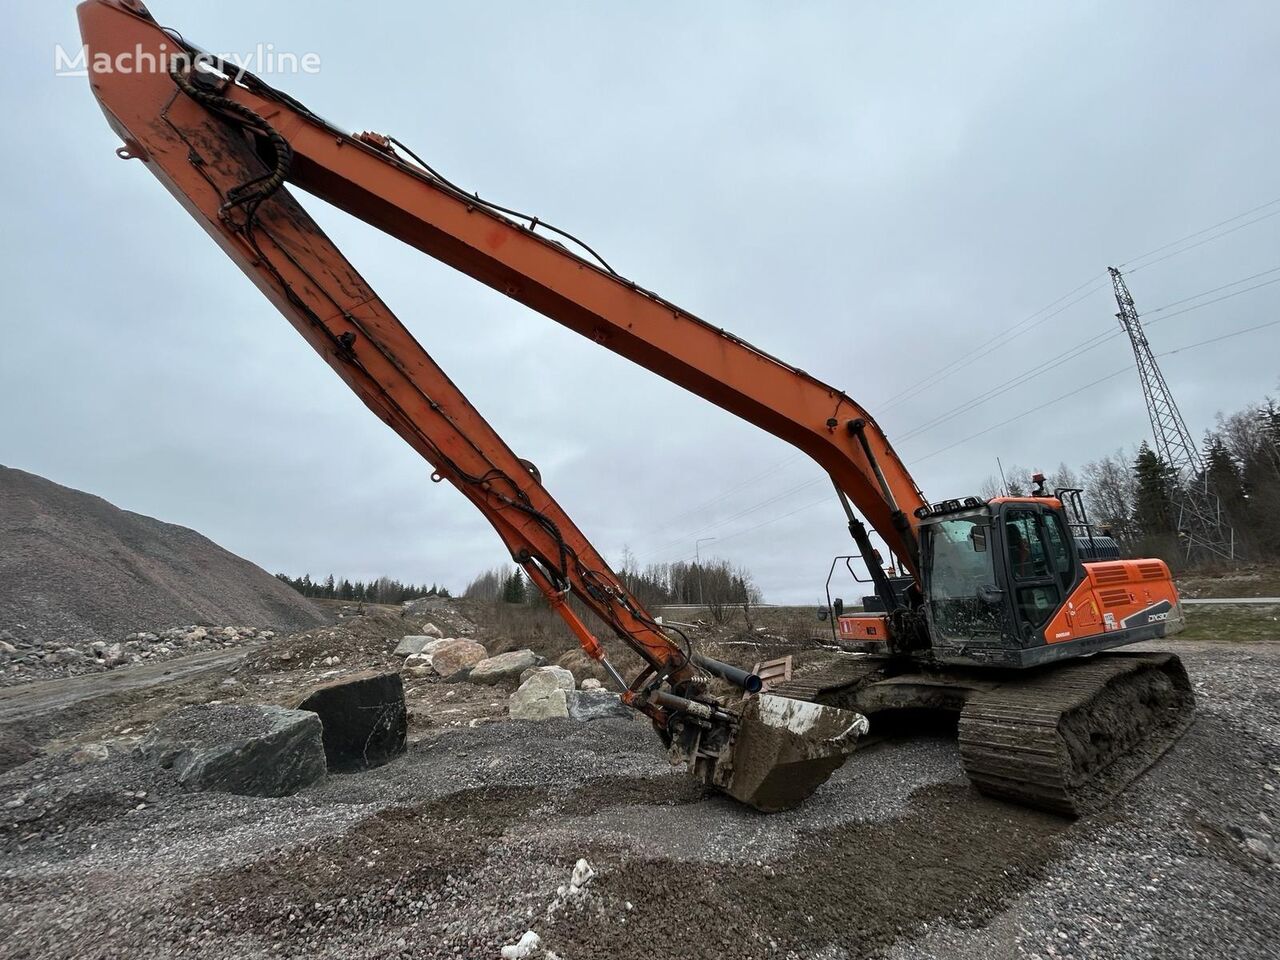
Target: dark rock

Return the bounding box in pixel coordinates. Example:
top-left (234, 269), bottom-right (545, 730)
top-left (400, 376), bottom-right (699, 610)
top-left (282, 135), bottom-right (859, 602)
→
top-left (297, 671), bottom-right (407, 770)
top-left (566, 688), bottom-right (632, 722)
top-left (138, 704), bottom-right (326, 796)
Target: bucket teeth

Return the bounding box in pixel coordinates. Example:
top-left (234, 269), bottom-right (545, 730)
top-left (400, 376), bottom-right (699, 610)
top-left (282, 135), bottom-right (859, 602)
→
top-left (709, 694), bottom-right (869, 813)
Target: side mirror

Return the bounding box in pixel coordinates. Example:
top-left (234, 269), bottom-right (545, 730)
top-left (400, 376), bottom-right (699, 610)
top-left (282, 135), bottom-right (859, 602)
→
top-left (970, 526), bottom-right (988, 553)
top-left (977, 584), bottom-right (1004, 605)
top-left (832, 598), bottom-right (845, 617)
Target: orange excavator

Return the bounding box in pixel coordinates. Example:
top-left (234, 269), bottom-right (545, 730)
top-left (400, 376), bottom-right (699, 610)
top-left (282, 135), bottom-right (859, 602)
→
top-left (78, 0), bottom-right (1194, 815)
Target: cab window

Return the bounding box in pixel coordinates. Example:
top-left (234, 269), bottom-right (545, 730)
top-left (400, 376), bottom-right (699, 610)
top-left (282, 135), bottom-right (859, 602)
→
top-left (1004, 511), bottom-right (1049, 580)
top-left (1041, 510), bottom-right (1073, 589)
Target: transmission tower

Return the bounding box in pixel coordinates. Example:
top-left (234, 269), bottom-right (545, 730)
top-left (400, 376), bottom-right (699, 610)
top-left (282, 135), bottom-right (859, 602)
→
top-left (1108, 266), bottom-right (1236, 561)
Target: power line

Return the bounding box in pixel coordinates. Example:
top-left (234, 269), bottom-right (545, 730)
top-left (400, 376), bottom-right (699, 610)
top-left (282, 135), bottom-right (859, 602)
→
top-left (643, 451), bottom-right (802, 531)
top-left (653, 492), bottom-right (839, 565)
top-left (909, 315), bottom-right (1280, 464)
top-left (1145, 264), bottom-right (1280, 314)
top-left (883, 194), bottom-right (1280, 414)
top-left (1119, 196), bottom-right (1280, 270)
top-left (894, 328), bottom-right (1122, 443)
top-left (1142, 274), bottom-right (1280, 323)
top-left (892, 265), bottom-right (1280, 446)
top-left (634, 474), bottom-right (827, 564)
top-left (1158, 316), bottom-right (1280, 356)
top-left (877, 276), bottom-right (1109, 413)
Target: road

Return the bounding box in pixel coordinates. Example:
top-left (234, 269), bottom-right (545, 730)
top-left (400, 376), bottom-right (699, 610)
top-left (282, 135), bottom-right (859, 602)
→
top-left (0, 645), bottom-right (252, 725)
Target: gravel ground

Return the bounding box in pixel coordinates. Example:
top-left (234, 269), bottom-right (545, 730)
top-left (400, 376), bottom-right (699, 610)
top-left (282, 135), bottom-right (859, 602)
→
top-left (0, 631), bottom-right (1277, 960)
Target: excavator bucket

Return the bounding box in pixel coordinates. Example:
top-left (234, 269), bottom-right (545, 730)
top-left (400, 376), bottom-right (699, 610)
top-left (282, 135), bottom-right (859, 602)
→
top-left (713, 694), bottom-right (870, 812)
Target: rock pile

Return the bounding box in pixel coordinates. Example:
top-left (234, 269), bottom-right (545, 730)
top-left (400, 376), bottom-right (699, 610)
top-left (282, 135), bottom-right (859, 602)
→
top-left (394, 633), bottom-right (542, 684)
top-left (388, 629), bottom-right (631, 723)
top-left (0, 624), bottom-right (273, 686)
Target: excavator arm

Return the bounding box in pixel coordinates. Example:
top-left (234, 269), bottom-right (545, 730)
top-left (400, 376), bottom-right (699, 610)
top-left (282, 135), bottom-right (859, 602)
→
top-left (78, 0), bottom-right (905, 808)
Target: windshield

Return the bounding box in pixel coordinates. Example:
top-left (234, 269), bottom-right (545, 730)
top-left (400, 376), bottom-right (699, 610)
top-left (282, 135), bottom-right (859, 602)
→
top-left (927, 515), bottom-right (994, 598)
top-left (924, 512), bottom-right (1003, 642)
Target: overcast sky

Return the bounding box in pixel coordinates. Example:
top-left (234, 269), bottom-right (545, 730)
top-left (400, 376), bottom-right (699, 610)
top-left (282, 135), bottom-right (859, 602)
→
top-left (3, 1), bottom-right (1278, 605)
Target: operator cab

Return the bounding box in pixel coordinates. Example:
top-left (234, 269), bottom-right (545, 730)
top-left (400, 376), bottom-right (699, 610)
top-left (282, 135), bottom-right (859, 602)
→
top-left (826, 490), bottom-right (1088, 659)
top-left (919, 495), bottom-right (1081, 659)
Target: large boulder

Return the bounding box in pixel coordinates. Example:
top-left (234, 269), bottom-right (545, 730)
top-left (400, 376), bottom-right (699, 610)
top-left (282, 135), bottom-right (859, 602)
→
top-left (297, 671), bottom-right (407, 770)
top-left (509, 666), bottom-right (575, 721)
top-left (138, 704), bottom-right (326, 796)
top-left (469, 650), bottom-right (543, 686)
top-left (567, 689), bottom-right (631, 722)
top-left (431, 639), bottom-right (488, 680)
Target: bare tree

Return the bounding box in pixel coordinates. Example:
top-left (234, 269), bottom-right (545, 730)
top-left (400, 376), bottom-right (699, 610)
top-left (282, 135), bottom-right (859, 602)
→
top-left (1082, 449), bottom-right (1137, 547)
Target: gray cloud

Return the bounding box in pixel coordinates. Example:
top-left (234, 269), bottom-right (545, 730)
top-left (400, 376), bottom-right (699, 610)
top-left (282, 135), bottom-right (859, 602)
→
top-left (3, 1), bottom-right (1278, 605)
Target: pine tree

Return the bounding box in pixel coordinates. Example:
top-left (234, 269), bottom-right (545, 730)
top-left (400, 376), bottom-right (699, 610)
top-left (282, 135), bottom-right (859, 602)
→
top-left (1132, 443), bottom-right (1177, 538)
top-left (501, 569), bottom-right (527, 604)
top-left (1203, 433), bottom-right (1246, 519)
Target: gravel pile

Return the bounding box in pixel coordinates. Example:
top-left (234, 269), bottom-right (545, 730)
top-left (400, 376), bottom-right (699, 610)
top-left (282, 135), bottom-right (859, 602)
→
top-left (0, 464), bottom-right (328, 654)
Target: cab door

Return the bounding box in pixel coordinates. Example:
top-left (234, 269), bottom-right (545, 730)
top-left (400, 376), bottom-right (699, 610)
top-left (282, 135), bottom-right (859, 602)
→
top-left (998, 504), bottom-right (1075, 643)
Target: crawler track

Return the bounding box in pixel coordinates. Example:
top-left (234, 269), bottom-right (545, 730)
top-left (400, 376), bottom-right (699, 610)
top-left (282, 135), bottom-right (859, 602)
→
top-left (957, 652), bottom-right (1195, 816)
top-left (773, 649), bottom-right (1195, 816)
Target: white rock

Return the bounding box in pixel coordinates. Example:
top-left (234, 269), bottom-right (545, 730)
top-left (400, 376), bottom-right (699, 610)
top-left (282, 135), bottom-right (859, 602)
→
top-left (0, 641), bottom-right (17, 656)
top-left (420, 623), bottom-right (444, 639)
top-left (570, 858), bottom-right (595, 889)
top-left (527, 666), bottom-right (576, 692)
top-left (501, 931), bottom-right (541, 960)
top-left (580, 678), bottom-right (603, 691)
top-left (508, 667), bottom-right (575, 721)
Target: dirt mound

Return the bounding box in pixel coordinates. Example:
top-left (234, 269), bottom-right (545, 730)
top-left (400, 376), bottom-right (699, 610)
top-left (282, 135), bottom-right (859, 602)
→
top-left (0, 465), bottom-right (328, 646)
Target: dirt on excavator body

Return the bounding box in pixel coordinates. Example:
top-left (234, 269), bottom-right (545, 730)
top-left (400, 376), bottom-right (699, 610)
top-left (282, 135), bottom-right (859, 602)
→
top-left (769, 649), bottom-right (1195, 817)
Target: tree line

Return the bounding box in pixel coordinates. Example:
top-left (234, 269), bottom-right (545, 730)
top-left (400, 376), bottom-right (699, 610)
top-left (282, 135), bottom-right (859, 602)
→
top-left (275, 573), bottom-right (451, 603)
top-left (983, 395), bottom-right (1280, 567)
top-left (463, 554), bottom-right (761, 623)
